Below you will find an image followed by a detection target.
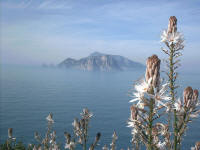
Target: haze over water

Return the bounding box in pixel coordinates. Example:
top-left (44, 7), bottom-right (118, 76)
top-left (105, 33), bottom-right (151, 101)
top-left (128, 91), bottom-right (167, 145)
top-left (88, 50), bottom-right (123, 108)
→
top-left (0, 65), bottom-right (199, 149)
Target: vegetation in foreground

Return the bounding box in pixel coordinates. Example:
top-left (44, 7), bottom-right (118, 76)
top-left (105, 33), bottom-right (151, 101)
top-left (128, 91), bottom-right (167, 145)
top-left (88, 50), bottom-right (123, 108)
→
top-left (1, 16), bottom-right (200, 150)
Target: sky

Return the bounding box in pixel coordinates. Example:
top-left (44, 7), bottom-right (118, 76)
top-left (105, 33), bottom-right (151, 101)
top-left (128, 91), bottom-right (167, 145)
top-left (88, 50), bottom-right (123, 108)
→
top-left (0, 0), bottom-right (200, 69)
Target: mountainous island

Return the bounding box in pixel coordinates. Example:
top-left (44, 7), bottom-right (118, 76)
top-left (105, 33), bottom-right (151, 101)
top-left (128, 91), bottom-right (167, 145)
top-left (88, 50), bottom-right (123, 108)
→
top-left (58, 52), bottom-right (144, 71)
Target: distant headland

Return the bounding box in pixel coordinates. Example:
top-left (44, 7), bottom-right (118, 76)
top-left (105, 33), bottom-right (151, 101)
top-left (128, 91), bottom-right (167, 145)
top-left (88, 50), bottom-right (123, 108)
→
top-left (56, 52), bottom-right (144, 71)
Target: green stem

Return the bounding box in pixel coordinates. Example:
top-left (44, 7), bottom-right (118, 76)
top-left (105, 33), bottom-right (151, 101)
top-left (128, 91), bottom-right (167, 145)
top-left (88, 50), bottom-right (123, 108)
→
top-left (148, 88), bottom-right (154, 150)
top-left (177, 110), bottom-right (190, 147)
top-left (83, 121), bottom-right (88, 150)
top-left (169, 45), bottom-right (178, 150)
top-left (148, 99), bottom-right (154, 150)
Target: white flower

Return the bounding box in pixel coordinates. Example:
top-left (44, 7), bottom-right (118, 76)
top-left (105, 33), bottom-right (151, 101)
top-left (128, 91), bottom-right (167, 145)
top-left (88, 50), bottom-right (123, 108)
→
top-left (161, 30), bottom-right (168, 43)
top-left (130, 78), bottom-right (171, 109)
top-left (152, 82), bottom-right (171, 109)
top-left (130, 79), bottom-right (150, 109)
top-left (80, 108), bottom-right (93, 119)
top-left (157, 141), bottom-right (166, 150)
top-left (174, 98), bottom-right (184, 113)
top-left (131, 128), bottom-right (138, 136)
top-left (161, 29), bottom-right (184, 46)
top-left (46, 113), bottom-right (54, 123)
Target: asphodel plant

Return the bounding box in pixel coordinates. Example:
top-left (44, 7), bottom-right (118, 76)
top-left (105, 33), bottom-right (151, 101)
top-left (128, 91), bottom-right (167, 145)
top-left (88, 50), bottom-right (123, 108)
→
top-left (129, 55), bottom-right (171, 150)
top-left (129, 16), bottom-right (200, 150)
top-left (161, 16), bottom-right (184, 149)
top-left (161, 16), bottom-right (200, 150)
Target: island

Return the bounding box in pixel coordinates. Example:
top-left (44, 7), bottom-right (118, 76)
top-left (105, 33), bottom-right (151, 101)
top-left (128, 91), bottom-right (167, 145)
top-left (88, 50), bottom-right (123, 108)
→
top-left (58, 52), bottom-right (144, 71)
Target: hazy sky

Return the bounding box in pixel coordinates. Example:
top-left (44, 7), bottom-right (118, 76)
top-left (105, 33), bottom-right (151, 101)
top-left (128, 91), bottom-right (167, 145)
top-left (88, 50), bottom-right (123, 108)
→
top-left (1, 0), bottom-right (200, 68)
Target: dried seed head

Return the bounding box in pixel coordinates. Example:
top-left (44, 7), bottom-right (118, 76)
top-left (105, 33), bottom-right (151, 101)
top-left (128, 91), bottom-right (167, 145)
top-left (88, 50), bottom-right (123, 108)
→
top-left (167, 16), bottom-right (177, 34)
top-left (130, 106), bottom-right (138, 120)
top-left (183, 86), bottom-right (193, 107)
top-left (8, 128), bottom-right (13, 138)
top-left (145, 55), bottom-right (161, 88)
top-left (195, 141), bottom-right (200, 150)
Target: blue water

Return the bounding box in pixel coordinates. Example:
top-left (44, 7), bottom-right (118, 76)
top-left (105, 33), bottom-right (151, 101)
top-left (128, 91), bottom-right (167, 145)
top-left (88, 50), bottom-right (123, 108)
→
top-left (0, 66), bottom-right (199, 149)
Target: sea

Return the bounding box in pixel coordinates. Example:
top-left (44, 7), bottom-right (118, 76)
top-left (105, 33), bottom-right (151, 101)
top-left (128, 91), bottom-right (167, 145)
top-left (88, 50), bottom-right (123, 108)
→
top-left (0, 65), bottom-right (200, 150)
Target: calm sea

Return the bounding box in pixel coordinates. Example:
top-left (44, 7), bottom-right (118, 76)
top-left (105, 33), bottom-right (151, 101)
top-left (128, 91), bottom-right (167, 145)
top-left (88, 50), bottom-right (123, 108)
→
top-left (0, 66), bottom-right (199, 149)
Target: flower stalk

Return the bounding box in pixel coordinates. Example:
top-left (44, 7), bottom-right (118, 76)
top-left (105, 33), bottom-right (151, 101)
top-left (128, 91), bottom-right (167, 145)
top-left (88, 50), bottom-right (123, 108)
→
top-left (169, 43), bottom-right (178, 150)
top-left (161, 16), bottom-right (184, 150)
top-left (129, 54), bottom-right (170, 150)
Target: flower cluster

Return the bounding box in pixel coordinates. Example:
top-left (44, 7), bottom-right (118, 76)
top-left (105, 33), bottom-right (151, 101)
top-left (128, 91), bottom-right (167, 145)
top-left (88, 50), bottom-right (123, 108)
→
top-left (33, 113), bottom-right (60, 150)
top-left (128, 54), bottom-right (171, 149)
top-left (174, 87), bottom-right (200, 144)
top-left (159, 16), bottom-right (199, 150)
top-left (64, 108), bottom-right (101, 150)
top-left (161, 16), bottom-right (184, 49)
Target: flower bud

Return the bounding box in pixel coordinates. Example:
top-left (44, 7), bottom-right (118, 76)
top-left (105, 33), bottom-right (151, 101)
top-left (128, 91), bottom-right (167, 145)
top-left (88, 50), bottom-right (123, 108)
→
top-left (46, 113), bottom-right (54, 123)
top-left (96, 132), bottom-right (101, 142)
top-left (83, 108), bottom-right (89, 115)
top-left (8, 128), bottom-right (13, 138)
top-left (167, 16), bottom-right (177, 34)
top-left (193, 89), bottom-right (199, 101)
top-left (112, 131), bottom-right (118, 140)
top-left (130, 106), bottom-right (138, 120)
top-left (183, 86), bottom-right (193, 107)
top-left (145, 55), bottom-right (161, 88)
